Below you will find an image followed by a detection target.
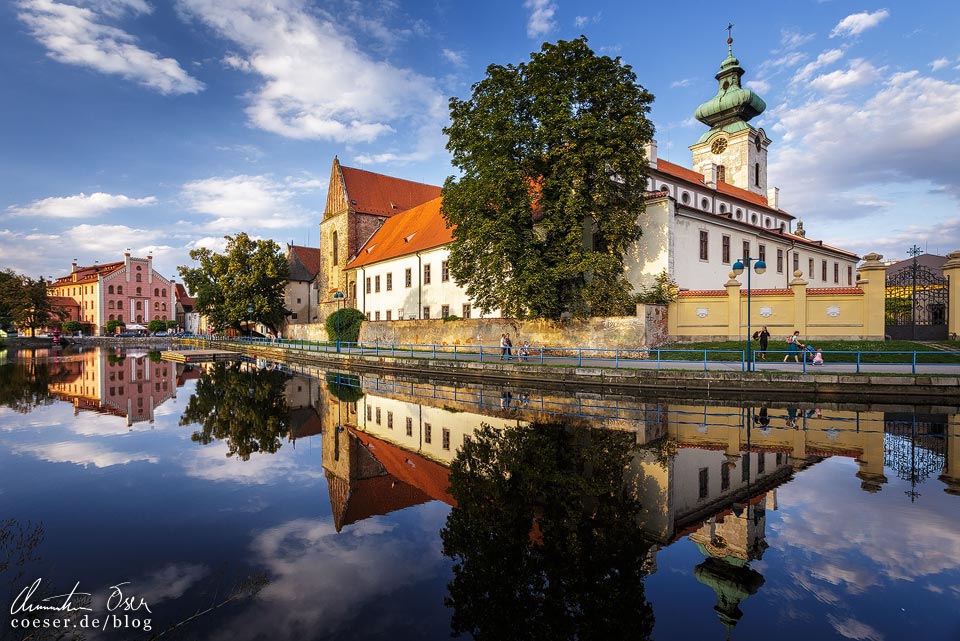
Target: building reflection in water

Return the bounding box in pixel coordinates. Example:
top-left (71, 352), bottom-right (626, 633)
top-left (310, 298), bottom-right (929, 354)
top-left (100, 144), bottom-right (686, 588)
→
top-left (296, 367), bottom-right (958, 638)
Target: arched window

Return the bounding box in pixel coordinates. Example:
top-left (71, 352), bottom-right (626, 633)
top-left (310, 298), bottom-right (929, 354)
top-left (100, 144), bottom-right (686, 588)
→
top-left (117, 286), bottom-right (123, 295)
top-left (332, 230), bottom-right (339, 265)
top-left (154, 302), bottom-right (160, 310)
top-left (136, 273), bottom-right (142, 282)
top-left (161, 303), bottom-right (166, 311)
top-left (161, 289), bottom-right (166, 297)
top-left (136, 301), bottom-right (142, 310)
top-left (755, 163), bottom-right (761, 186)
top-left (108, 301), bottom-right (115, 309)
top-left (118, 314), bottom-right (123, 322)
top-left (137, 315), bottom-right (142, 323)
top-left (136, 287), bottom-right (142, 295)
top-left (108, 285), bottom-right (114, 294)
top-left (117, 301), bottom-right (123, 309)
top-left (162, 315), bottom-right (167, 320)
top-left (109, 314), bottom-right (114, 321)
top-left (154, 288), bottom-right (159, 296)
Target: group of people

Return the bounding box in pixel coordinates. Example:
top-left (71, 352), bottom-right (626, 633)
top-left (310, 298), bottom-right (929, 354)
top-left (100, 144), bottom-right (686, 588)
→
top-left (752, 326), bottom-right (823, 364)
top-left (499, 333), bottom-right (531, 362)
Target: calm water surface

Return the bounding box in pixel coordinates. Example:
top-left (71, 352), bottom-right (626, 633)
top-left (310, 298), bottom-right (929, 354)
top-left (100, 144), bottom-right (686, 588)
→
top-left (0, 346), bottom-right (958, 641)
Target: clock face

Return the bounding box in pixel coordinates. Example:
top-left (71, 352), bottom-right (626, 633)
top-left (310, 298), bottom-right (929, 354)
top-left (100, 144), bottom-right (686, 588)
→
top-left (710, 138), bottom-right (727, 154)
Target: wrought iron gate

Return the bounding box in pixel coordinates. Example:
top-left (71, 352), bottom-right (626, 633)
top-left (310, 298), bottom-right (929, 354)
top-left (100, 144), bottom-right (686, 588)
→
top-left (885, 261), bottom-right (949, 341)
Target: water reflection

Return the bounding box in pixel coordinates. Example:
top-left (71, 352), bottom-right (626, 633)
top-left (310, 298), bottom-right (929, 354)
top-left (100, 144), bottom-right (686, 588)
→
top-left (1, 348), bottom-right (959, 640)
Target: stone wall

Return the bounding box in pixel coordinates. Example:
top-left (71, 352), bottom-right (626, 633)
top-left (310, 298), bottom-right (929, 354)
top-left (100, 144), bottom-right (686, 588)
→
top-left (284, 313), bottom-right (667, 351)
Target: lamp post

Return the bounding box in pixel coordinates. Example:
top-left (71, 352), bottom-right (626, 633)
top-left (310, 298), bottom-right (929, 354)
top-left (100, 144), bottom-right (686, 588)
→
top-left (732, 256), bottom-right (766, 371)
top-left (247, 304), bottom-right (253, 340)
top-left (333, 291), bottom-right (344, 353)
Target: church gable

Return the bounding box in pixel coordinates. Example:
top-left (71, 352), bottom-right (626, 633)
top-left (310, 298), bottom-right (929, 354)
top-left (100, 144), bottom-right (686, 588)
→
top-left (324, 157), bottom-right (349, 218)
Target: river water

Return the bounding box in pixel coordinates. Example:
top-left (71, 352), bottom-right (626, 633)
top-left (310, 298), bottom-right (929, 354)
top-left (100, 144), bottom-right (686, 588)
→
top-left (1, 346), bottom-right (958, 641)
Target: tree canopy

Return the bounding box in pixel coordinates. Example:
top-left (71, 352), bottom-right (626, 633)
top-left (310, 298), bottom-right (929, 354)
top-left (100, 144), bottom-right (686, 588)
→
top-left (178, 233), bottom-right (289, 334)
top-left (0, 270), bottom-right (61, 336)
top-left (442, 37), bottom-right (655, 319)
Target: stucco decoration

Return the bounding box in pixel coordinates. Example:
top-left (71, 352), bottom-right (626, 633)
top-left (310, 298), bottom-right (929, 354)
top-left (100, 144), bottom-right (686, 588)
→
top-left (696, 307), bottom-right (709, 318)
top-left (827, 306), bottom-right (841, 317)
top-left (759, 306), bottom-right (773, 317)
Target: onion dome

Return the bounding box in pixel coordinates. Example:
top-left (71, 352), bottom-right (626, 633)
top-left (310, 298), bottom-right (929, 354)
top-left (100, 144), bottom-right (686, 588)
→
top-left (694, 37), bottom-right (766, 128)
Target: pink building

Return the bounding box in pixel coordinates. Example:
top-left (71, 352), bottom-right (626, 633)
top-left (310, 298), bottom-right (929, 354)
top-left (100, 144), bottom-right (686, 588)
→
top-left (48, 252), bottom-right (176, 335)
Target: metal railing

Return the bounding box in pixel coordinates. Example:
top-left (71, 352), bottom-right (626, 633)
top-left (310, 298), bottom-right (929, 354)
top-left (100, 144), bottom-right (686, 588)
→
top-left (187, 336), bottom-right (960, 375)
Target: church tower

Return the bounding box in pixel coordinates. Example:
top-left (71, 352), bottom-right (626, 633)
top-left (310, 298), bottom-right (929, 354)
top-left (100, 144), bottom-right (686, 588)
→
top-left (690, 33), bottom-right (770, 198)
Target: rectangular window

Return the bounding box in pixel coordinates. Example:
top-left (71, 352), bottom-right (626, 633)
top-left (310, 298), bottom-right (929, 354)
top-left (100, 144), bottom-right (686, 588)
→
top-left (406, 419), bottom-right (413, 437)
top-left (387, 411), bottom-right (393, 429)
top-left (699, 230), bottom-right (708, 260)
top-left (721, 462), bottom-right (730, 491)
top-left (743, 240), bottom-right (750, 261)
top-left (793, 252), bottom-right (799, 273)
top-left (374, 275), bottom-right (380, 292)
top-left (442, 260), bottom-right (449, 282)
top-left (758, 453), bottom-right (766, 474)
top-left (398, 308), bottom-right (404, 320)
top-left (442, 428), bottom-right (451, 450)
top-left (366, 277), bottom-right (371, 294)
top-left (777, 248), bottom-right (784, 273)
top-left (375, 407), bottom-right (381, 424)
top-left (405, 268), bottom-right (412, 288)
top-left (834, 262), bottom-right (839, 283)
top-left (424, 423), bottom-right (432, 443)
top-left (462, 304), bottom-right (471, 319)
top-left (365, 311), bottom-right (371, 320)
top-left (423, 264), bottom-right (431, 284)
top-left (386, 272), bottom-right (392, 291)
top-left (776, 453), bottom-right (784, 466)
top-left (366, 405), bottom-right (371, 421)
top-left (741, 454), bottom-right (750, 482)
top-left (292, 312), bottom-right (298, 319)
top-left (722, 235), bottom-right (730, 264)
top-left (848, 265), bottom-right (853, 286)
top-left (809, 258), bottom-right (815, 280)
top-left (758, 244), bottom-right (766, 262)
top-left (821, 259), bottom-right (827, 281)
top-left (698, 468), bottom-right (709, 500)
top-left (423, 306), bottom-right (430, 319)
top-left (441, 304), bottom-right (449, 318)
top-left (375, 311), bottom-right (380, 321)
top-left (386, 310), bottom-right (392, 321)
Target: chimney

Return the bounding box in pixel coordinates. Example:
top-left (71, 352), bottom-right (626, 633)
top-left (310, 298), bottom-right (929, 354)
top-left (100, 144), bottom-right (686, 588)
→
top-left (645, 139), bottom-right (658, 169)
top-left (705, 164), bottom-right (718, 189)
top-left (767, 186), bottom-right (780, 210)
top-left (124, 249), bottom-right (131, 281)
top-left (71, 259), bottom-right (78, 272)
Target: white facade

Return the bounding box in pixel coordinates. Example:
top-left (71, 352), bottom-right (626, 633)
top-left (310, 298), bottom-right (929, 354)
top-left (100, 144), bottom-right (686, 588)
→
top-left (353, 246), bottom-right (500, 321)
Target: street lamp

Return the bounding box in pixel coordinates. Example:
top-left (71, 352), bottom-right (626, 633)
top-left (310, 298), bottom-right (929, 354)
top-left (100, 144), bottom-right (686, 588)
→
top-left (732, 256), bottom-right (766, 371)
top-left (333, 291), bottom-right (345, 353)
top-left (247, 304), bottom-right (253, 339)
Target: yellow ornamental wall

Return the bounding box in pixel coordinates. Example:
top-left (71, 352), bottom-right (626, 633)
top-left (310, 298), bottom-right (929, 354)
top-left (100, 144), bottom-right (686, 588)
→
top-left (668, 292), bottom-right (729, 340)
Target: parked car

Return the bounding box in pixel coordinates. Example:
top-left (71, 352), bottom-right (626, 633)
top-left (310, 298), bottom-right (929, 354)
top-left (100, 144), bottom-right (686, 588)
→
top-left (116, 332), bottom-right (137, 337)
top-left (152, 331), bottom-right (169, 337)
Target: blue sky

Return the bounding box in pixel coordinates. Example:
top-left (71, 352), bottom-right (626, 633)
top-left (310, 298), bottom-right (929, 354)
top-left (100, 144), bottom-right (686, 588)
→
top-left (2, 0), bottom-right (958, 282)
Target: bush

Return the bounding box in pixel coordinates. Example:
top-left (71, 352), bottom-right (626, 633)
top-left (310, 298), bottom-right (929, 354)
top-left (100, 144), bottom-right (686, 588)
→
top-left (62, 320), bottom-right (82, 333)
top-left (442, 315), bottom-right (462, 322)
top-left (325, 372), bottom-right (364, 403)
top-left (148, 319), bottom-right (167, 332)
top-left (635, 269), bottom-right (679, 305)
top-left (105, 320), bottom-right (125, 334)
top-left (325, 308), bottom-right (365, 344)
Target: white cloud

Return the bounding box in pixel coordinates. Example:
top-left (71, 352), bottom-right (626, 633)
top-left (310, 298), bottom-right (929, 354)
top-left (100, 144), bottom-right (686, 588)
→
top-left (778, 29), bottom-right (816, 51)
top-left (574, 15), bottom-right (588, 28)
top-left (794, 48), bottom-right (845, 83)
top-left (827, 615), bottom-right (885, 641)
top-left (6, 192), bottom-right (156, 218)
top-left (930, 57), bottom-right (949, 71)
top-left (17, 0), bottom-right (203, 95)
top-left (180, 174), bottom-right (315, 231)
top-left (524, 0), bottom-right (556, 38)
top-left (177, 0), bottom-right (446, 148)
top-left (12, 441), bottom-right (159, 467)
top-left (809, 59), bottom-right (882, 93)
top-left (670, 78), bottom-right (692, 88)
top-left (79, 0), bottom-right (152, 17)
top-left (746, 79), bottom-right (771, 94)
top-left (441, 48), bottom-right (465, 67)
top-left (830, 9), bottom-right (890, 38)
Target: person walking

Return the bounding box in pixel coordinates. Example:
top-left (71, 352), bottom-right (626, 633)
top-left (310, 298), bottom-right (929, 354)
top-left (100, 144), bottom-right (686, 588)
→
top-left (500, 333), bottom-right (508, 360)
top-left (757, 326), bottom-right (770, 360)
top-left (783, 330), bottom-right (802, 363)
top-left (504, 333), bottom-right (513, 361)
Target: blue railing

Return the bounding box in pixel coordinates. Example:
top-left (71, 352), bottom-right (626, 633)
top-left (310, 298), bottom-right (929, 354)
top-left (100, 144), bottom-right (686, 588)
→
top-left (186, 336), bottom-right (960, 374)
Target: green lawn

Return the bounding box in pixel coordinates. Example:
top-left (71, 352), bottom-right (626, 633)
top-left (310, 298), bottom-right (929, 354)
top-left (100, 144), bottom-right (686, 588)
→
top-left (654, 339), bottom-right (960, 363)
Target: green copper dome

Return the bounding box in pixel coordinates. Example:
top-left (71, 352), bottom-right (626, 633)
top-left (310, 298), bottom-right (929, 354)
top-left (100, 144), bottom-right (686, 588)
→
top-left (694, 39), bottom-right (766, 128)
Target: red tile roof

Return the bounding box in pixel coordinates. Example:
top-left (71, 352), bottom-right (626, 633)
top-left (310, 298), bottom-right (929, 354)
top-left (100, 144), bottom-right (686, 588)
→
top-left (51, 261), bottom-right (124, 286)
top-left (740, 288), bottom-right (792, 296)
top-left (288, 244), bottom-right (321, 281)
top-left (678, 290), bottom-right (728, 297)
top-left (351, 427), bottom-right (454, 506)
top-left (175, 283), bottom-right (196, 309)
top-left (47, 296), bottom-right (81, 308)
top-left (807, 287), bottom-right (864, 295)
top-left (341, 166), bottom-right (442, 218)
top-left (654, 159), bottom-right (779, 213)
top-left (348, 197), bottom-right (451, 268)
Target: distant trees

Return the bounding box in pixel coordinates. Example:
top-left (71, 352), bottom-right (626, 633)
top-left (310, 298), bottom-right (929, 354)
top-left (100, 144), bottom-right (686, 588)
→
top-left (0, 269), bottom-right (62, 336)
top-left (442, 37), bottom-right (655, 319)
top-left (105, 319), bottom-right (125, 334)
top-left (178, 233), bottom-right (289, 335)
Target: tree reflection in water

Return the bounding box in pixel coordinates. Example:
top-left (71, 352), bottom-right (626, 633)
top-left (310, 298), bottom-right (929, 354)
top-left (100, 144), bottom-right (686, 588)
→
top-left (441, 422), bottom-right (655, 641)
top-left (180, 362), bottom-right (292, 460)
top-left (0, 356), bottom-right (67, 413)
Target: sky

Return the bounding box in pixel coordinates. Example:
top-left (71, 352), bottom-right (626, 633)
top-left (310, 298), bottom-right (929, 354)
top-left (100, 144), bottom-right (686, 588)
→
top-left (2, 0), bottom-right (959, 282)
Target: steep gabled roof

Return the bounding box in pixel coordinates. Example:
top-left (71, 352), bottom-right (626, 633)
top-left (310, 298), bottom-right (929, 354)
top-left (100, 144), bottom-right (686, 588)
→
top-left (340, 165), bottom-right (442, 217)
top-left (51, 261), bottom-right (125, 286)
top-left (175, 284), bottom-right (195, 310)
top-left (288, 244), bottom-right (320, 281)
top-left (347, 197), bottom-right (451, 269)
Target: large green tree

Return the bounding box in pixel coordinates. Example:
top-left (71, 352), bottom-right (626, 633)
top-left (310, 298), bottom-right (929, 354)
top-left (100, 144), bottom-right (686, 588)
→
top-left (442, 37), bottom-right (655, 319)
top-left (178, 233), bottom-right (289, 334)
top-left (0, 272), bottom-right (61, 336)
